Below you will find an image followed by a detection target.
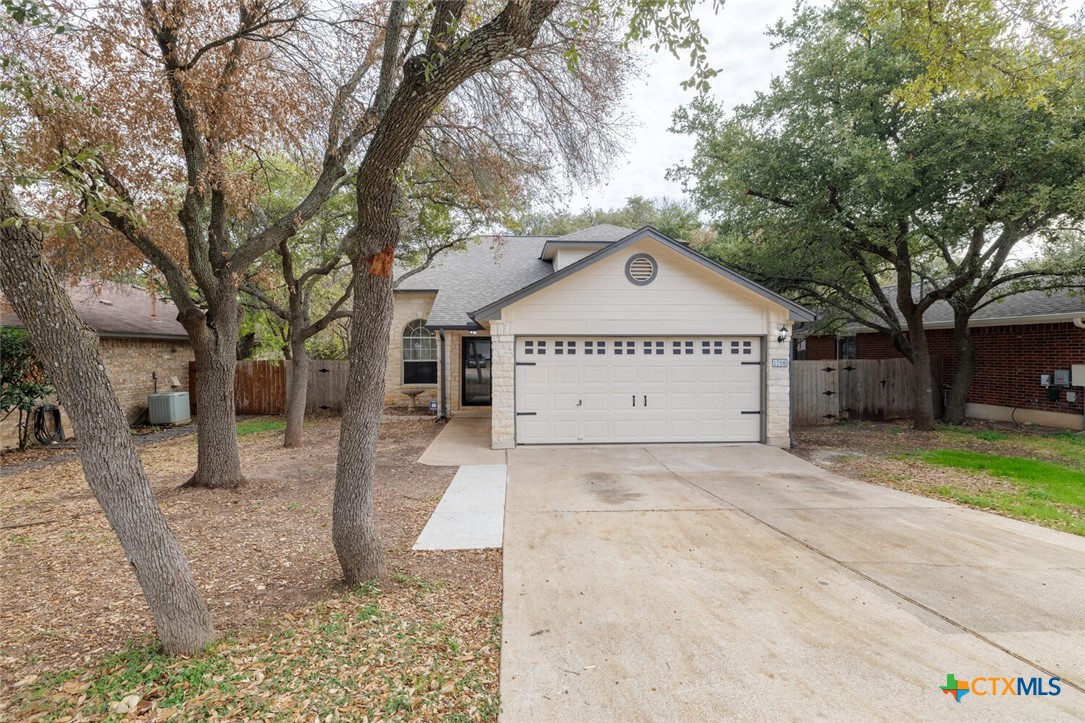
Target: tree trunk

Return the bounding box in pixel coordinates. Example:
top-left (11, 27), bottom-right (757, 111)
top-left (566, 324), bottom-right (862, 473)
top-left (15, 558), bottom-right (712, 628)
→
top-left (283, 333), bottom-right (309, 448)
top-left (944, 309), bottom-right (975, 425)
top-left (0, 183), bottom-right (216, 654)
top-left (333, 265), bottom-right (392, 585)
top-left (179, 291), bottom-right (245, 489)
top-left (904, 312), bottom-right (937, 431)
top-left (332, 0), bottom-right (559, 586)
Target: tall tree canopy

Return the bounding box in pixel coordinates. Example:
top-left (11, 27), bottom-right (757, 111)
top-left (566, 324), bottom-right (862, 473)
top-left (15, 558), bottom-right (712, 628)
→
top-left (3, 0), bottom-right (634, 489)
top-left (511, 195), bottom-right (712, 243)
top-left (674, 0), bottom-right (1085, 429)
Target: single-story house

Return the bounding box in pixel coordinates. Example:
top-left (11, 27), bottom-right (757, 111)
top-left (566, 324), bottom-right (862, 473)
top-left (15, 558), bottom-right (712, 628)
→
top-left (797, 288), bottom-right (1085, 430)
top-left (1, 281), bottom-right (194, 448)
top-left (389, 225), bottom-right (815, 449)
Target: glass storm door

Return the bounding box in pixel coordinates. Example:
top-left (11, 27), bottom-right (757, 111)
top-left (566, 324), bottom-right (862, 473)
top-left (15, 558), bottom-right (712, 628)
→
top-left (462, 337), bottom-right (492, 406)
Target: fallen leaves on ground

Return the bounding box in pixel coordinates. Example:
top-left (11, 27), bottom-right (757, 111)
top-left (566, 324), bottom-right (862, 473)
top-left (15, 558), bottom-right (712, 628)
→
top-left (12, 579), bottom-right (501, 722)
top-left (0, 417), bottom-right (502, 720)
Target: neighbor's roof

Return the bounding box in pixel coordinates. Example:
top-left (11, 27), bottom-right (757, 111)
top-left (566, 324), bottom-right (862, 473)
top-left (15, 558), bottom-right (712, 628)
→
top-left (394, 234), bottom-right (553, 328)
top-left (920, 287), bottom-right (1084, 327)
top-left (1, 280), bottom-right (189, 340)
top-left (804, 286), bottom-right (1084, 334)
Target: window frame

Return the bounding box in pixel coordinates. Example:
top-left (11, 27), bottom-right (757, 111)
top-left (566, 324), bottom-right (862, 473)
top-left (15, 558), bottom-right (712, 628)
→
top-left (402, 319), bottom-right (438, 385)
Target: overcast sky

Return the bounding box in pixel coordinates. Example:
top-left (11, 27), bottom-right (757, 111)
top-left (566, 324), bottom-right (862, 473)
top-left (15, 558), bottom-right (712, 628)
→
top-left (572, 0), bottom-right (797, 211)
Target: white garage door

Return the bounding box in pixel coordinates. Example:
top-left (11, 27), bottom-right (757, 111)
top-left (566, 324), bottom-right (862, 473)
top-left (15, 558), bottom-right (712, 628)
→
top-left (515, 337), bottom-right (763, 444)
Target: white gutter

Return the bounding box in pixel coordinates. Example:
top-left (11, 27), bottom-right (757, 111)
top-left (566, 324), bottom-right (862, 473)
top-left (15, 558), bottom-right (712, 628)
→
top-left (1074, 317), bottom-right (1085, 329)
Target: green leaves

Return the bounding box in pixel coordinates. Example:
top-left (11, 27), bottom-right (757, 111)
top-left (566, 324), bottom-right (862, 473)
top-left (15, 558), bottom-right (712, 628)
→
top-left (570, 0), bottom-right (722, 93)
top-left (0, 327), bottom-right (53, 416)
top-left (674, 0), bottom-right (1085, 335)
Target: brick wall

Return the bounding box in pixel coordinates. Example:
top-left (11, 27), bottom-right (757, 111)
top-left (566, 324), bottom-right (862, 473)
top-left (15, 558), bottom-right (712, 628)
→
top-left (98, 337), bottom-right (194, 420)
top-left (808, 323), bottom-right (1085, 417)
top-left (1, 335), bottom-right (193, 450)
top-left (803, 335), bottom-right (837, 360)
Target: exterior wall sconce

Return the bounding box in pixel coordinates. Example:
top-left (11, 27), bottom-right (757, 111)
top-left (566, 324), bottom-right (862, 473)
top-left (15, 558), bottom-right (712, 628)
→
top-left (777, 325), bottom-right (790, 343)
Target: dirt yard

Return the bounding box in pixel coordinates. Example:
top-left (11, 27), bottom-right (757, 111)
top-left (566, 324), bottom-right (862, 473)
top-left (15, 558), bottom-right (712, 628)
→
top-left (0, 417), bottom-right (502, 719)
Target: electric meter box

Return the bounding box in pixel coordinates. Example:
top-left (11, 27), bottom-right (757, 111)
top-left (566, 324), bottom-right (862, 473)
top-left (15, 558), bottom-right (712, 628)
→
top-left (1073, 364), bottom-right (1085, 387)
top-left (1053, 369), bottom-right (1071, 387)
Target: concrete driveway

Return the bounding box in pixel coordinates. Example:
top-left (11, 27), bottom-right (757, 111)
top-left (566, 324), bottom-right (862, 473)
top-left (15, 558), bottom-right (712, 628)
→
top-left (501, 444), bottom-right (1085, 721)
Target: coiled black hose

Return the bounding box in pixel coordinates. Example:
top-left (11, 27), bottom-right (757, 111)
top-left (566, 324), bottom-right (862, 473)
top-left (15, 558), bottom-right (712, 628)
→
top-left (34, 404), bottom-right (65, 445)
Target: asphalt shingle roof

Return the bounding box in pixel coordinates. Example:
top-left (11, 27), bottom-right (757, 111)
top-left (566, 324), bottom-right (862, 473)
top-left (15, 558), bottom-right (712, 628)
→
top-left (394, 223), bottom-right (818, 327)
top-left (395, 234), bottom-right (553, 327)
top-left (555, 224), bottom-right (635, 242)
top-left (1, 280), bottom-right (189, 339)
top-left (920, 288), bottom-right (1084, 325)
top-left (810, 286), bottom-right (1085, 334)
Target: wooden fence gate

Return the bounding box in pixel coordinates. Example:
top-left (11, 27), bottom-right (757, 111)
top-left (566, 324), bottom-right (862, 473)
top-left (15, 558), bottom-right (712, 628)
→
top-left (791, 357), bottom-right (943, 426)
top-left (288, 360), bottom-right (350, 414)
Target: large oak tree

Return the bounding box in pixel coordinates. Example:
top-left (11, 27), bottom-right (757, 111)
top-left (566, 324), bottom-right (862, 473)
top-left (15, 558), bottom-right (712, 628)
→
top-left (674, 0), bottom-right (1085, 429)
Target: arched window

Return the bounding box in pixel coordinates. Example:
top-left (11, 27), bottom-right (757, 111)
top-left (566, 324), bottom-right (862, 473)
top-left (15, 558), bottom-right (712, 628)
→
top-left (403, 320), bottom-right (437, 384)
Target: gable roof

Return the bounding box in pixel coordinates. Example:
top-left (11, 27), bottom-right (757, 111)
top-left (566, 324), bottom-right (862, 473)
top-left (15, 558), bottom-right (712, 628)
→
top-left (395, 235), bottom-right (552, 328)
top-left (802, 286), bottom-right (1085, 335)
top-left (555, 224), bottom-right (635, 242)
top-left (1, 280), bottom-right (189, 340)
top-left (472, 227), bottom-right (816, 322)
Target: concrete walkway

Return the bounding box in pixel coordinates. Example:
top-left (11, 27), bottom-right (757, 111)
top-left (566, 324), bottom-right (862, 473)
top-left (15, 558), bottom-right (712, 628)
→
top-left (418, 417), bottom-right (506, 466)
top-left (501, 444), bottom-right (1085, 722)
top-left (413, 464), bottom-right (507, 550)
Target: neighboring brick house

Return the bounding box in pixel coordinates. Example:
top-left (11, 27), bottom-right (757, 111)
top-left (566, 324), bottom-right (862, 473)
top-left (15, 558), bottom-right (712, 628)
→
top-left (797, 289), bottom-right (1085, 430)
top-left (1, 281), bottom-right (194, 449)
top-left (390, 225), bottom-right (814, 449)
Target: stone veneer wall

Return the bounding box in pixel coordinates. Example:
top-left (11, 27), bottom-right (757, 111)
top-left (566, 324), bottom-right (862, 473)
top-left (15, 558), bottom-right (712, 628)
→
top-left (489, 320), bottom-right (515, 449)
top-left (765, 311), bottom-right (793, 449)
top-left (384, 292), bottom-right (439, 409)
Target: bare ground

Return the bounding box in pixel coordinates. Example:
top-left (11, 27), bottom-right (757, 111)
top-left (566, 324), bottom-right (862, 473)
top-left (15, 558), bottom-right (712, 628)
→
top-left (0, 417), bottom-right (501, 709)
top-left (793, 419), bottom-right (1083, 504)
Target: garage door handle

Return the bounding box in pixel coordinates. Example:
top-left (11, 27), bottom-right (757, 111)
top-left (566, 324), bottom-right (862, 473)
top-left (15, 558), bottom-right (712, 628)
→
top-left (632, 395), bottom-right (636, 407)
top-left (644, 395), bottom-right (647, 407)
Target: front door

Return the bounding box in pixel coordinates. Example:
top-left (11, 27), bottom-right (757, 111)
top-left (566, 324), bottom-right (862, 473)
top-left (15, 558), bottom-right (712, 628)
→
top-left (462, 336), bottom-right (492, 406)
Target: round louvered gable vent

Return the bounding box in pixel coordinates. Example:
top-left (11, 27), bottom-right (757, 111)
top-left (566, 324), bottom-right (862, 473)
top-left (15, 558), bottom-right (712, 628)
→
top-left (625, 254), bottom-right (657, 285)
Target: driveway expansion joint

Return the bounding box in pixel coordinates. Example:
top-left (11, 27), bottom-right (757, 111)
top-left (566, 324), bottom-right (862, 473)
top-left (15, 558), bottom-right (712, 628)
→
top-left (642, 446), bottom-right (1085, 696)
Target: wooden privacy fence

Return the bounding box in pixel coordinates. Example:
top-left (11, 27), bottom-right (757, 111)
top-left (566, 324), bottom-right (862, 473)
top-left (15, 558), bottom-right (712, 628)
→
top-left (287, 360), bottom-right (350, 414)
top-left (188, 359), bottom-right (350, 416)
top-left (791, 357), bottom-right (943, 427)
top-left (188, 360), bottom-right (286, 415)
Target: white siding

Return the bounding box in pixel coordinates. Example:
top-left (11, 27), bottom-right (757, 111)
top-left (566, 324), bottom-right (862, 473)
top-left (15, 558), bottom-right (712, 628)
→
top-left (552, 247), bottom-right (598, 271)
top-left (503, 238), bottom-right (770, 336)
top-left (489, 232), bottom-right (797, 449)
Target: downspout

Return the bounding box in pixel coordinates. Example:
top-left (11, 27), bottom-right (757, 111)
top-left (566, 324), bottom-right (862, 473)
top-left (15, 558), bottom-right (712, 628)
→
top-left (438, 328), bottom-right (448, 419)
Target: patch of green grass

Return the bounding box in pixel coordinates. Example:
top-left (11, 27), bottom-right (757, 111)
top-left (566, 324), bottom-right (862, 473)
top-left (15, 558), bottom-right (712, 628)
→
top-left (235, 419), bottom-right (286, 436)
top-left (392, 572), bottom-right (440, 593)
top-left (919, 449), bottom-right (1085, 535)
top-left (936, 424), bottom-right (1085, 468)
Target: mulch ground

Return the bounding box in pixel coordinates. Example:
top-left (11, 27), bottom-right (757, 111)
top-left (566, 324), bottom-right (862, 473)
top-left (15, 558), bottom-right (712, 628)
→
top-left (0, 417), bottom-right (502, 718)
